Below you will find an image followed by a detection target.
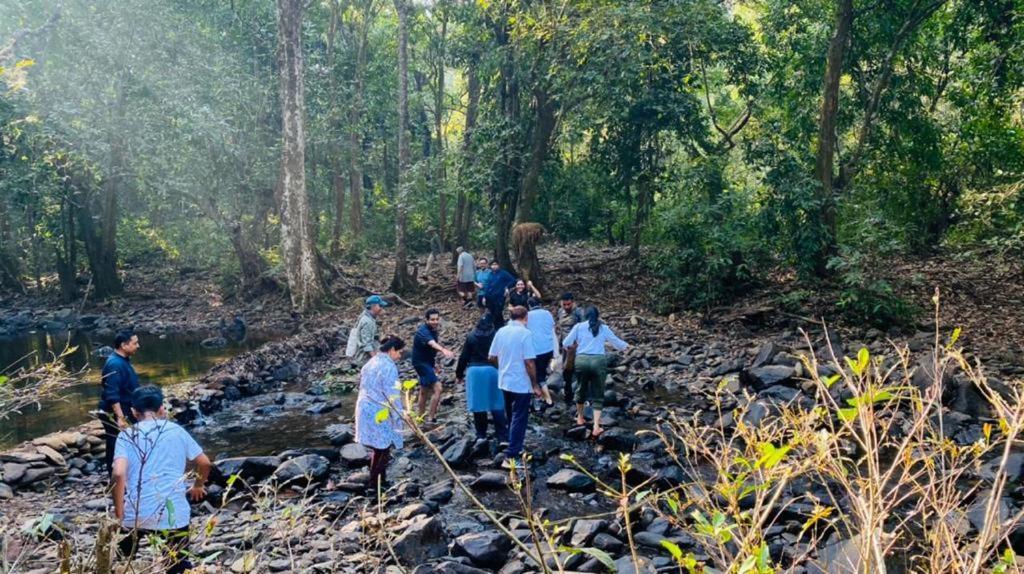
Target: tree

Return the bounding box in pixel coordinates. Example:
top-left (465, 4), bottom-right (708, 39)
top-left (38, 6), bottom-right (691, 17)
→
top-left (389, 0), bottom-right (417, 293)
top-left (276, 0), bottom-right (325, 311)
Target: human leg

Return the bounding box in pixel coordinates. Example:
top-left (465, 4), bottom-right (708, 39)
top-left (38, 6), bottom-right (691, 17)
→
top-left (428, 382), bottom-right (443, 421)
top-left (504, 392), bottom-right (532, 459)
top-left (100, 411), bottom-right (119, 476)
top-left (491, 408), bottom-right (509, 443)
top-left (472, 412), bottom-right (489, 439)
top-left (368, 447), bottom-right (391, 491)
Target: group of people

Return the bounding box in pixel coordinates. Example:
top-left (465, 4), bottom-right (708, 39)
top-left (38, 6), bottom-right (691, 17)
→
top-left (90, 246), bottom-right (628, 572)
top-left (350, 246), bottom-right (629, 491)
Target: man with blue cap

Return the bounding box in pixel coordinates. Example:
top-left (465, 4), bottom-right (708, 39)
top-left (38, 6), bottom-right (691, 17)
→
top-left (346, 295), bottom-right (389, 366)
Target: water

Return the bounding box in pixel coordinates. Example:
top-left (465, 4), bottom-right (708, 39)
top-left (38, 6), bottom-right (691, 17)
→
top-left (0, 329), bottom-right (278, 450)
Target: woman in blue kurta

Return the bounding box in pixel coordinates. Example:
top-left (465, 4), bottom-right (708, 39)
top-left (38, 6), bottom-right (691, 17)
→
top-left (354, 335), bottom-right (406, 493)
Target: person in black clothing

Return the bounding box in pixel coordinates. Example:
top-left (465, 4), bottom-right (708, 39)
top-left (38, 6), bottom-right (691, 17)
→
top-left (482, 261), bottom-right (516, 329)
top-left (456, 314), bottom-right (508, 443)
top-left (99, 331), bottom-right (141, 475)
top-left (507, 278), bottom-right (541, 309)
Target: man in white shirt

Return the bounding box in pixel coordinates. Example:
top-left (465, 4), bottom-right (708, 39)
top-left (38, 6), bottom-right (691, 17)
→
top-left (112, 386), bottom-right (211, 573)
top-left (488, 306), bottom-right (541, 468)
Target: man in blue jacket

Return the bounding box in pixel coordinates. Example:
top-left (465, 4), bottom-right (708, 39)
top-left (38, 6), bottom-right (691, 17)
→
top-left (99, 331), bottom-right (141, 475)
top-left (482, 261), bottom-right (516, 329)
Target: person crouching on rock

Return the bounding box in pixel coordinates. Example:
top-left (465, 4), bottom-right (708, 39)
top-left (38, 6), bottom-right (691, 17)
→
top-left (562, 305), bottom-right (628, 440)
top-left (456, 313), bottom-right (508, 447)
top-left (354, 335), bottom-right (406, 496)
top-left (112, 385), bottom-right (211, 574)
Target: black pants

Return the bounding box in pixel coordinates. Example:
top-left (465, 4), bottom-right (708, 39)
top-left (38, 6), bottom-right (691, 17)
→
top-left (100, 411), bottom-right (122, 474)
top-left (535, 351), bottom-right (553, 385)
top-left (487, 299), bottom-right (506, 329)
top-left (119, 527), bottom-right (192, 574)
top-left (560, 349), bottom-right (575, 404)
top-left (368, 447), bottom-right (391, 491)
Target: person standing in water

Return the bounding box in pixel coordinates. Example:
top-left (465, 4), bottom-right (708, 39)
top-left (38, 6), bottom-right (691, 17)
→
top-left (562, 305), bottom-right (628, 439)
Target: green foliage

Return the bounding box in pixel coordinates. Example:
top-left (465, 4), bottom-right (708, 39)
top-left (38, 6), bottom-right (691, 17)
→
top-left (827, 249), bottom-right (919, 329)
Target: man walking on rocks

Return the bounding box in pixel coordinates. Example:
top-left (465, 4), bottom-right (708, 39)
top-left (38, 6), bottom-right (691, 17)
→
top-left (413, 308), bottom-right (456, 423)
top-left (489, 306), bottom-right (541, 468)
top-left (112, 386), bottom-right (211, 574)
top-left (557, 293), bottom-right (586, 406)
top-left (346, 295), bottom-right (388, 367)
top-left (455, 247), bottom-right (477, 308)
top-left (99, 331), bottom-right (141, 476)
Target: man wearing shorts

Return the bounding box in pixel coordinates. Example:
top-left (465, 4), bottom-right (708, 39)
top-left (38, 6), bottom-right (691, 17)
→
top-left (413, 308), bottom-right (455, 423)
top-left (455, 247), bottom-right (477, 308)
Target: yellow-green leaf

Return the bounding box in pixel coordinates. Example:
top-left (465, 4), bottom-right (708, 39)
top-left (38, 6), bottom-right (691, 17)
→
top-left (949, 327), bottom-right (962, 347)
top-left (837, 407), bottom-right (857, 422)
top-left (824, 374), bottom-right (841, 388)
top-left (661, 539), bottom-right (683, 561)
top-left (15, 59), bottom-right (35, 69)
top-left (375, 408), bottom-right (389, 423)
top-left (402, 379), bottom-right (418, 391)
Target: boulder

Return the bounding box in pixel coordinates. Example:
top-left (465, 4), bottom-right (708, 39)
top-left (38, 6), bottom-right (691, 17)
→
top-left (423, 480), bottom-right (454, 505)
top-left (272, 454), bottom-right (330, 486)
top-left (305, 400), bottom-right (343, 415)
top-left (546, 469), bottom-right (595, 493)
top-left (35, 445), bottom-right (66, 467)
top-left (453, 531), bottom-right (513, 569)
top-left (613, 555), bottom-right (656, 574)
top-left (0, 483), bottom-right (13, 499)
top-left (272, 361), bottom-right (301, 381)
top-left (752, 342), bottom-right (778, 368)
top-left (215, 456), bottom-right (282, 483)
top-left (392, 514), bottom-right (448, 564)
top-left (325, 424), bottom-right (355, 446)
top-left (20, 466), bottom-right (56, 485)
top-left (340, 443), bottom-right (370, 468)
top-left (3, 462), bottom-right (28, 484)
top-left (442, 438), bottom-right (474, 468)
top-left (596, 428), bottom-right (638, 452)
top-left (570, 519), bottom-right (607, 546)
top-left (741, 365), bottom-right (797, 390)
top-left (471, 472), bottom-right (509, 491)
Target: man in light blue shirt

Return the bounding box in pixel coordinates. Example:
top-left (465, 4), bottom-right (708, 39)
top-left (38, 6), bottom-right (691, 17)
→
top-left (112, 386), bottom-right (211, 573)
top-left (488, 306), bottom-right (540, 467)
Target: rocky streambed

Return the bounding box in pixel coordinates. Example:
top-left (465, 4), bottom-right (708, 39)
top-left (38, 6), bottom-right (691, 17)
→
top-left (3, 304), bottom-right (1024, 573)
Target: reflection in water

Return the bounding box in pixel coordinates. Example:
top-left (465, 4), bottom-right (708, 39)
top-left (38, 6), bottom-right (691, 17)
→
top-left (0, 330), bottom-right (277, 450)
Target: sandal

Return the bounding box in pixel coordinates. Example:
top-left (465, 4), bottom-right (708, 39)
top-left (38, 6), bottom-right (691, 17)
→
top-left (589, 428), bottom-right (605, 440)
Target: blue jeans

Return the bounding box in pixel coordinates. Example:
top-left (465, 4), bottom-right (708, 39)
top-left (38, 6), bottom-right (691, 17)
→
top-left (502, 390), bottom-right (532, 458)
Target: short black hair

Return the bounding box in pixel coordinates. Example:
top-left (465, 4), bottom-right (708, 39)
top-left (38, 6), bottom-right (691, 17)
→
top-left (509, 306), bottom-right (528, 321)
top-left (560, 292), bottom-right (574, 301)
top-left (425, 308), bottom-right (440, 320)
top-left (379, 335), bottom-right (406, 353)
top-left (114, 330), bottom-right (136, 350)
top-left (132, 386), bottom-right (164, 414)
top-left (527, 297), bottom-right (542, 310)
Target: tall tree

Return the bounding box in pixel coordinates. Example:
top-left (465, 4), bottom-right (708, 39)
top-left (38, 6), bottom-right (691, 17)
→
top-left (390, 0), bottom-right (416, 292)
top-left (276, 0), bottom-right (325, 311)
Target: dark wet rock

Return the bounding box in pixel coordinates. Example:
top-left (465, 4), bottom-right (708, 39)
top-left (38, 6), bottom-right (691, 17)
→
top-left (423, 480), bottom-right (454, 505)
top-left (596, 428), bottom-right (638, 452)
top-left (272, 454), bottom-right (330, 486)
top-left (741, 365), bottom-right (796, 390)
top-left (424, 561), bottom-right (492, 574)
top-left (547, 469), bottom-right (595, 493)
top-left (981, 453), bottom-right (1024, 482)
top-left (201, 336), bottom-right (228, 349)
top-left (392, 514), bottom-right (448, 564)
top-left (564, 426), bottom-right (589, 441)
top-left (453, 531), bottom-right (513, 569)
top-left (340, 443), bottom-right (370, 467)
top-left (569, 519), bottom-right (607, 546)
top-left (592, 532), bottom-right (624, 553)
top-left (967, 490), bottom-right (1014, 532)
top-left (634, 530), bottom-right (668, 549)
top-left (757, 385), bottom-right (801, 403)
top-left (324, 424), bottom-right (355, 446)
top-left (470, 472), bottom-right (508, 491)
top-left (253, 405), bottom-right (284, 416)
top-left (711, 358), bottom-right (745, 377)
top-left (614, 555), bottom-right (656, 574)
top-left (305, 400), bottom-right (342, 415)
top-left (752, 342), bottom-right (778, 368)
top-left (470, 438), bottom-right (490, 459)
top-left (443, 438), bottom-right (474, 468)
top-left (214, 456), bottom-right (282, 484)
top-left (741, 400), bottom-right (772, 426)
top-left (272, 360), bottom-right (301, 381)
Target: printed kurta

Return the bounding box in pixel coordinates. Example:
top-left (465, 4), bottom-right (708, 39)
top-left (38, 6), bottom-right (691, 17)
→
top-left (354, 354), bottom-right (404, 450)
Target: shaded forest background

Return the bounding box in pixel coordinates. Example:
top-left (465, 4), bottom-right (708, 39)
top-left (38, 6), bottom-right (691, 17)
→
top-left (0, 0), bottom-right (1021, 327)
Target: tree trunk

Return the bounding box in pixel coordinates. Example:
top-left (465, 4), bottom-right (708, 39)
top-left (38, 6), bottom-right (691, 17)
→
top-left (347, 1), bottom-right (375, 239)
top-left (454, 57), bottom-right (481, 254)
top-left (492, 10), bottom-right (521, 271)
top-left (813, 0), bottom-right (854, 277)
top-left (516, 87), bottom-right (557, 224)
top-left (390, 0), bottom-right (416, 293)
top-left (0, 190), bottom-right (24, 292)
top-left (331, 169), bottom-right (346, 254)
top-left (276, 0), bottom-right (325, 312)
top-left (55, 167), bottom-right (78, 302)
top-left (434, 15), bottom-right (449, 253)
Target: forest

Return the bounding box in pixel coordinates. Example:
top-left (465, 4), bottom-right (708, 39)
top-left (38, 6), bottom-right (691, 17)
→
top-left (2, 1), bottom-right (1024, 573)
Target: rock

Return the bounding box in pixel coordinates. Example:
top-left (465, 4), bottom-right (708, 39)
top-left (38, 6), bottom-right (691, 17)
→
top-left (2, 462), bottom-right (28, 484)
top-left (272, 454), bottom-right (330, 486)
top-left (325, 424), bottom-right (355, 446)
top-left (564, 426), bottom-right (590, 441)
top-left (570, 519), bottom-right (607, 546)
top-left (741, 365), bottom-right (796, 389)
top-left (272, 360), bottom-right (301, 381)
top-left (592, 532), bottom-right (624, 553)
top-left (93, 345), bottom-right (115, 358)
top-left (215, 456), bottom-right (282, 483)
top-left (752, 342), bottom-right (778, 368)
top-left (634, 531), bottom-right (668, 548)
top-left (423, 480), bottom-right (454, 505)
top-left (35, 445), bottom-right (66, 467)
top-left (546, 469), bottom-right (595, 493)
top-left (340, 443), bottom-right (370, 467)
top-left (614, 555), bottom-right (656, 574)
top-left (711, 359), bottom-right (745, 377)
top-left (20, 466), bottom-right (56, 485)
top-left (392, 514), bottom-right (448, 564)
top-left (814, 534), bottom-right (866, 574)
top-left (0, 483), bottom-right (12, 499)
top-left (84, 498), bottom-right (110, 511)
top-left (758, 385), bottom-right (800, 403)
top-left (453, 531), bottom-right (513, 569)
top-left (201, 336), bottom-right (228, 349)
top-left (0, 451), bottom-right (46, 464)
top-left (471, 472), bottom-right (508, 491)
top-left (305, 400), bottom-right (342, 415)
top-left (443, 438), bottom-right (474, 468)
top-left (596, 428), bottom-right (638, 452)
top-left (967, 490), bottom-right (1013, 532)
top-left (396, 502), bottom-right (431, 521)
top-left (425, 562), bottom-right (492, 574)
top-left (229, 553), bottom-right (257, 573)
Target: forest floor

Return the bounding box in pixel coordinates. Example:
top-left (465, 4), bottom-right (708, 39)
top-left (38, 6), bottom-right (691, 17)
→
top-left (2, 242), bottom-right (1024, 573)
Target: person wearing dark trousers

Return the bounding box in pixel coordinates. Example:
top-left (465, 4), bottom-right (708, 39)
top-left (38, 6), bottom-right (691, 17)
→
top-left (557, 293), bottom-right (586, 405)
top-left (112, 386), bottom-right (211, 574)
top-left (482, 260), bottom-right (516, 330)
top-left (456, 314), bottom-right (508, 444)
top-left (488, 306), bottom-right (541, 469)
top-left (100, 331), bottom-right (141, 475)
top-left (354, 336), bottom-right (407, 496)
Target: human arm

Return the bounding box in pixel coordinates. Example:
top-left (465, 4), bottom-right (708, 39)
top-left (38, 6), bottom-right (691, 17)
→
top-left (101, 365), bottom-right (130, 428)
top-left (112, 457), bottom-right (127, 520)
top-left (188, 453), bottom-right (212, 501)
top-left (524, 359), bottom-right (540, 397)
top-left (561, 323), bottom-right (579, 349)
top-left (602, 325), bottom-right (629, 352)
top-left (455, 340), bottom-right (471, 382)
top-left (428, 339), bottom-right (455, 360)
top-left (527, 280), bottom-right (541, 299)
top-left (357, 318), bottom-right (377, 356)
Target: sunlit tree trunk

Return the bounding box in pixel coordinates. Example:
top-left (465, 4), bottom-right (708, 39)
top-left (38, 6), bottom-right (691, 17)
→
top-left (390, 0), bottom-right (416, 292)
top-left (276, 0), bottom-right (325, 311)
top-left (453, 57), bottom-right (480, 255)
